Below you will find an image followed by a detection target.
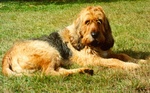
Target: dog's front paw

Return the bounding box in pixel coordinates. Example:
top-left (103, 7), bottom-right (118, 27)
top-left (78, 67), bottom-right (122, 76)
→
top-left (123, 63), bottom-right (140, 70)
top-left (138, 59), bottom-right (147, 64)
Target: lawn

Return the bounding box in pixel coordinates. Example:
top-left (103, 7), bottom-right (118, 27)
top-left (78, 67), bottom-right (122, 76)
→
top-left (0, 0), bottom-right (150, 92)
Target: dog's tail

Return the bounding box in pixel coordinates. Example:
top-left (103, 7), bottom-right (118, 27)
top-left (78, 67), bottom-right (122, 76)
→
top-left (2, 50), bottom-right (18, 76)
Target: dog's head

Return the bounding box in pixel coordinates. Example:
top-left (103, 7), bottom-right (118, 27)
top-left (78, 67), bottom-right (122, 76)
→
top-left (69, 6), bottom-right (114, 51)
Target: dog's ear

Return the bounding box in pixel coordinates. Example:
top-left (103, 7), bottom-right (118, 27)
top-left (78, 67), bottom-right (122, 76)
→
top-left (74, 17), bottom-right (82, 31)
top-left (100, 18), bottom-right (114, 51)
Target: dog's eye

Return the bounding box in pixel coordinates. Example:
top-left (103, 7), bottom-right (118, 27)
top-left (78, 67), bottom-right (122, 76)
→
top-left (97, 19), bottom-right (102, 24)
top-left (85, 20), bottom-right (90, 25)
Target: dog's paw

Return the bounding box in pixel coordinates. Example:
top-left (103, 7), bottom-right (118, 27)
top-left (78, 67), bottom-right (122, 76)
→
top-left (84, 69), bottom-right (94, 75)
top-left (123, 63), bottom-right (140, 70)
top-left (80, 68), bottom-right (94, 75)
top-left (138, 59), bottom-right (147, 64)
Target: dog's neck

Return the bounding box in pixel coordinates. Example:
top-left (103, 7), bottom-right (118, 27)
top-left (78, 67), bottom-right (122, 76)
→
top-left (58, 28), bottom-right (71, 43)
top-left (59, 24), bottom-right (77, 43)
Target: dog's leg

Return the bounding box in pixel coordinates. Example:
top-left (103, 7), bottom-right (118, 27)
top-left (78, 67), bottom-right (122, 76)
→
top-left (57, 67), bottom-right (93, 76)
top-left (44, 67), bottom-right (93, 76)
top-left (42, 55), bottom-right (93, 76)
top-left (74, 55), bottom-right (140, 70)
top-left (99, 58), bottom-right (140, 70)
top-left (94, 58), bottom-right (140, 70)
top-left (108, 52), bottom-right (147, 64)
top-left (108, 53), bottom-right (136, 62)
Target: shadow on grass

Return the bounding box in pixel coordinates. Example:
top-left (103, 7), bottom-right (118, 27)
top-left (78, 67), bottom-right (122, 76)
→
top-left (117, 50), bottom-right (150, 59)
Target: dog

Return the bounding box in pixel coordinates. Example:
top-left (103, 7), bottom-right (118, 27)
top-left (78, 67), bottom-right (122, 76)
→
top-left (2, 6), bottom-right (140, 76)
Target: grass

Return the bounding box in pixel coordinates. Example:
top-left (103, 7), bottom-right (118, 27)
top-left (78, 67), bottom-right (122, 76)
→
top-left (0, 0), bottom-right (150, 92)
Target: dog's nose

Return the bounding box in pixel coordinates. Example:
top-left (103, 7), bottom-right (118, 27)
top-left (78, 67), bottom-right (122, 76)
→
top-left (91, 32), bottom-right (99, 39)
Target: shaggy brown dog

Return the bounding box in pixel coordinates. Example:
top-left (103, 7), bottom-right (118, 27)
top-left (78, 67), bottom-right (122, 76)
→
top-left (2, 6), bottom-right (140, 76)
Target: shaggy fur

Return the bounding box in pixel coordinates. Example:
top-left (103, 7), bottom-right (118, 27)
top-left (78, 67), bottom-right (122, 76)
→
top-left (2, 6), bottom-right (141, 76)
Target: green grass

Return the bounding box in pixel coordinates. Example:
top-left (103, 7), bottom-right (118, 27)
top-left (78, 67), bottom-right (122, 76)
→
top-left (0, 0), bottom-right (150, 92)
